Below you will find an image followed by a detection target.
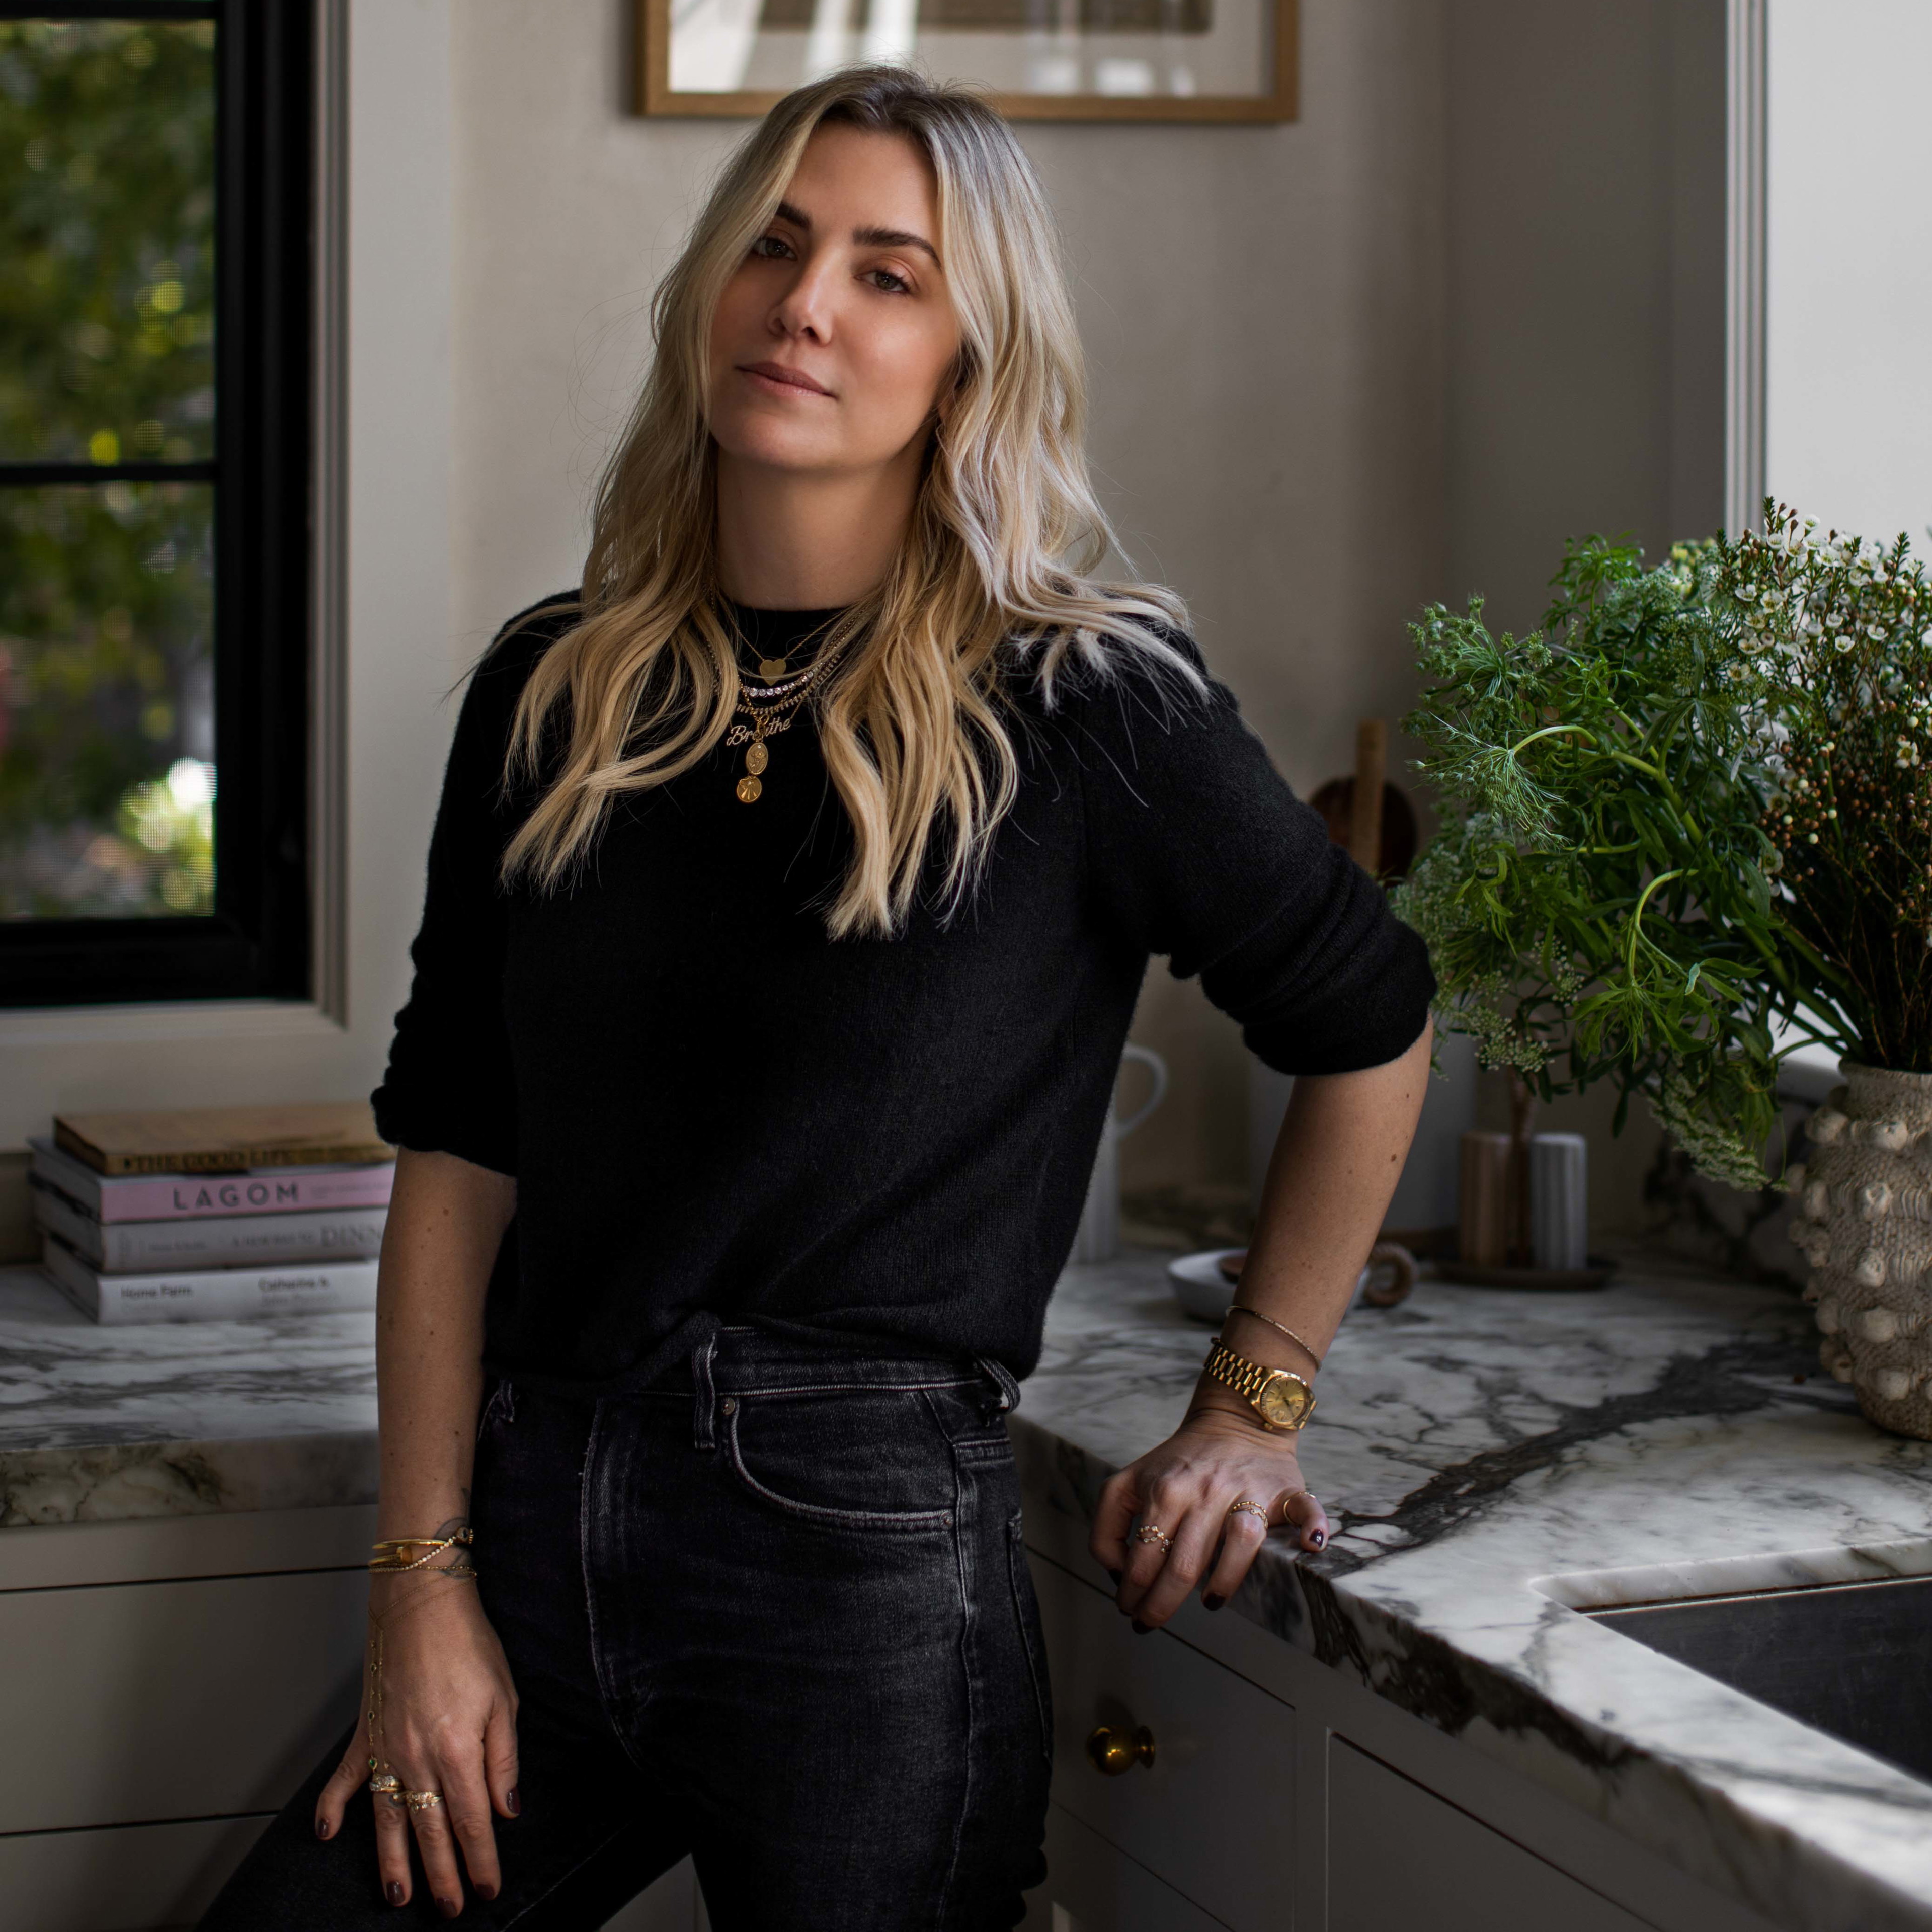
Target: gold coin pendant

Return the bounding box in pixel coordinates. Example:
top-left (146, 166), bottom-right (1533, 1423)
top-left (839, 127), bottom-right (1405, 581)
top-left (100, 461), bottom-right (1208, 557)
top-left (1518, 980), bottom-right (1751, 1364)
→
top-left (736, 775), bottom-right (763, 804)
top-left (758, 657), bottom-right (788, 682)
top-left (745, 741), bottom-right (769, 775)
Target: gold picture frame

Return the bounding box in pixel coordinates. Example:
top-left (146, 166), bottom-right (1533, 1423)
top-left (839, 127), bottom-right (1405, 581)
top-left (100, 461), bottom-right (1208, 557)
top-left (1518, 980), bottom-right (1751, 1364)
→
top-left (634, 0), bottom-right (1297, 122)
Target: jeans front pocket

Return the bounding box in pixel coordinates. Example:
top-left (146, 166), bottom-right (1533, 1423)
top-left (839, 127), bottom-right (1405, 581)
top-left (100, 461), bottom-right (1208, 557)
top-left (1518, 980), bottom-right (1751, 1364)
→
top-left (721, 1385), bottom-right (960, 1533)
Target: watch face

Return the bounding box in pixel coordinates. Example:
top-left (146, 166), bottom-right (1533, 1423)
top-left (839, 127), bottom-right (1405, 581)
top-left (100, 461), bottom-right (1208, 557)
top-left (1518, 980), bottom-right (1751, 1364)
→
top-left (1257, 1374), bottom-right (1311, 1429)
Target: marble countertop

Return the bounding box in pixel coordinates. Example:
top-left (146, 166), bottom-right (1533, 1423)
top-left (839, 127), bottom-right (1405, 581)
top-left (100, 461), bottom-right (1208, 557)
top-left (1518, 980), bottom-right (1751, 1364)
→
top-left (6, 1250), bottom-right (1932, 1929)
top-left (1021, 1252), bottom-right (1932, 1932)
top-left (0, 1264), bottom-right (376, 1524)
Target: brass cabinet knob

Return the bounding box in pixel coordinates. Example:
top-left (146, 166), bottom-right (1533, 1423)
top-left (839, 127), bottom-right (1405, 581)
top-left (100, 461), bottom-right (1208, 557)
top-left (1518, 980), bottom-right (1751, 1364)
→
top-left (1085, 1723), bottom-right (1156, 1776)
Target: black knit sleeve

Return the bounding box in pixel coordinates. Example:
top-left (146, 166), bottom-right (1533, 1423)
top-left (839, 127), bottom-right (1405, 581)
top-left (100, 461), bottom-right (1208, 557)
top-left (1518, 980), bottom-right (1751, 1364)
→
top-left (1071, 629), bottom-right (1435, 1076)
top-left (369, 599), bottom-right (573, 1175)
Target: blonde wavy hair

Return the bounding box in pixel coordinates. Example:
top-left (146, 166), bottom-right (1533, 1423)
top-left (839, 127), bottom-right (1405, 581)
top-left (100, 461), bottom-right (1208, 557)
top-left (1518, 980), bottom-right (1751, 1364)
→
top-left (497, 63), bottom-right (1200, 939)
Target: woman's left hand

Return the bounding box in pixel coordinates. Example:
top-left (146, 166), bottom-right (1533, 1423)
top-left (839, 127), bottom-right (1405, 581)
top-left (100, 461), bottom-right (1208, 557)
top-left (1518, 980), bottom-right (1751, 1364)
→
top-left (1089, 1406), bottom-right (1329, 1630)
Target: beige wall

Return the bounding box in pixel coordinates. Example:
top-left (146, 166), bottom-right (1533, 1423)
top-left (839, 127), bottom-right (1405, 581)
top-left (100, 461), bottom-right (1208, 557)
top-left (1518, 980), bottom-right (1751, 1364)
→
top-left (447, 0), bottom-right (1452, 1201)
top-left (1442, 0), bottom-right (1726, 1231)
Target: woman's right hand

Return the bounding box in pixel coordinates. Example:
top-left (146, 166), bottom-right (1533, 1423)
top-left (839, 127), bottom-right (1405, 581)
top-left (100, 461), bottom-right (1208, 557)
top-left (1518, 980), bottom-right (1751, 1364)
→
top-left (314, 1573), bottom-right (521, 1916)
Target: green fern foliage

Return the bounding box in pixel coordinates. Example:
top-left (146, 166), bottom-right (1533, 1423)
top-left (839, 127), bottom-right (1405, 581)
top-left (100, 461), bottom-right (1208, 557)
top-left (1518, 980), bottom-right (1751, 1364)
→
top-left (1393, 526), bottom-right (1847, 1193)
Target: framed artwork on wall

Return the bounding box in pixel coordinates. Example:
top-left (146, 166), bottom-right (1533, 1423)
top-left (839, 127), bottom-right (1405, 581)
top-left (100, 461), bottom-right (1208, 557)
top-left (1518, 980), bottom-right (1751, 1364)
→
top-left (635, 0), bottom-right (1297, 122)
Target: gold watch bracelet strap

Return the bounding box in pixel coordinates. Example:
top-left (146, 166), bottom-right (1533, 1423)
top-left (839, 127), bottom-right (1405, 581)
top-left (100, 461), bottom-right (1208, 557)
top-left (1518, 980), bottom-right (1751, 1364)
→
top-left (1202, 1338), bottom-right (1317, 1430)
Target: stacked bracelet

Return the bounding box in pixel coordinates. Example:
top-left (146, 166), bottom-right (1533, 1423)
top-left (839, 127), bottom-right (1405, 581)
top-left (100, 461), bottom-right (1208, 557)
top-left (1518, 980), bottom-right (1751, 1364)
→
top-left (367, 1526), bottom-right (476, 1576)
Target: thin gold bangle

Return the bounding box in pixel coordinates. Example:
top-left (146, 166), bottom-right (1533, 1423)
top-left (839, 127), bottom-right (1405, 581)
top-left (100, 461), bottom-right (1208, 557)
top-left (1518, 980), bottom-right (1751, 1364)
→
top-left (1225, 1303), bottom-right (1324, 1372)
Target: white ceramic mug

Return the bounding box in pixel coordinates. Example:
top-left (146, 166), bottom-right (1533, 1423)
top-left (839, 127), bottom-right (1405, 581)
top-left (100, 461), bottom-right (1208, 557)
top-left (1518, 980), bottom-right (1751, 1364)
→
top-left (1073, 1044), bottom-right (1170, 1265)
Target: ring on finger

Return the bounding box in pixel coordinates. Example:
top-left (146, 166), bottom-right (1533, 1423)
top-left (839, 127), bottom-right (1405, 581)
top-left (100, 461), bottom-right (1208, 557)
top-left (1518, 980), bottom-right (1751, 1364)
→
top-left (366, 1772), bottom-right (402, 1800)
top-left (403, 1789), bottom-right (444, 1814)
top-left (1227, 1497), bottom-right (1271, 1526)
top-left (1134, 1522), bottom-right (1173, 1551)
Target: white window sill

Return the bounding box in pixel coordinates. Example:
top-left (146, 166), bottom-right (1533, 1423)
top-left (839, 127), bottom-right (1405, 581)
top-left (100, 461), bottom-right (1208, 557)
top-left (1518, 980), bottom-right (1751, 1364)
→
top-left (0, 1000), bottom-right (347, 1050)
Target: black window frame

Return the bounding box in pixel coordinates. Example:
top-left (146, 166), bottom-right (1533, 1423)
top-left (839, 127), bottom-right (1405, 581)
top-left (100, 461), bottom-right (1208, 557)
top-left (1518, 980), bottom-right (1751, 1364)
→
top-left (0, 0), bottom-right (313, 1008)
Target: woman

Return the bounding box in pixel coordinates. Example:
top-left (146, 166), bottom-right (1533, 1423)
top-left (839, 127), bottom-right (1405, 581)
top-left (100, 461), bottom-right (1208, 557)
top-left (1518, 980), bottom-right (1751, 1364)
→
top-left (204, 63), bottom-right (1432, 1930)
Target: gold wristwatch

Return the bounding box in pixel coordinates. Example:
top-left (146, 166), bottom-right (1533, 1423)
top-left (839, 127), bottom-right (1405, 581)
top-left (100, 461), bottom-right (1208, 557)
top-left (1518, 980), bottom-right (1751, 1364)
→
top-left (1203, 1338), bottom-right (1317, 1432)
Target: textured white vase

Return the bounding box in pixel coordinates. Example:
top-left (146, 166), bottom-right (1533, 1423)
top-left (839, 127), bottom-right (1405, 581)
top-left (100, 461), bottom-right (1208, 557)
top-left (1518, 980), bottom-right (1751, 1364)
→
top-left (1788, 1061), bottom-right (1932, 1439)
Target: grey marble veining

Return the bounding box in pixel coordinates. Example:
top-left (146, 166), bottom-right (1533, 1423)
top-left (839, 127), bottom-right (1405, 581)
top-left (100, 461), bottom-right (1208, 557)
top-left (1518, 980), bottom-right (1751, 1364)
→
top-left (6, 1250), bottom-right (1932, 1927)
top-left (1018, 1251), bottom-right (1932, 1932)
top-left (0, 1264), bottom-right (376, 1524)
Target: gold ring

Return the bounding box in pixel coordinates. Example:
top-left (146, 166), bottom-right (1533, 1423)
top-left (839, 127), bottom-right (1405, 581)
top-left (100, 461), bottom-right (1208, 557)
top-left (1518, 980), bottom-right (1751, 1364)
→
top-left (366, 1772), bottom-right (401, 1799)
top-left (404, 1789), bottom-right (444, 1814)
top-left (1227, 1498), bottom-right (1270, 1525)
top-left (1134, 1523), bottom-right (1173, 1551)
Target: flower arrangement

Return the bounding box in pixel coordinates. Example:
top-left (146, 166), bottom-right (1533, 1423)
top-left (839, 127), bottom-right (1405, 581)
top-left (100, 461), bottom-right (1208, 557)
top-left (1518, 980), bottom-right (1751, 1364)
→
top-left (1394, 504), bottom-right (1932, 1193)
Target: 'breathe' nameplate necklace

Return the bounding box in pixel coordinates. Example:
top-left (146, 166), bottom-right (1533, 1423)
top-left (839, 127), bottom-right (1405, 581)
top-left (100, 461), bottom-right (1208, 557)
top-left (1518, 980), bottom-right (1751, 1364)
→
top-left (725, 612), bottom-right (859, 803)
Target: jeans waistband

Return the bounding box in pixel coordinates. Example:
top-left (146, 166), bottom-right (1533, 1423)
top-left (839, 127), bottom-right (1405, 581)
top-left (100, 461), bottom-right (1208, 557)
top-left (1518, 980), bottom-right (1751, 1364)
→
top-left (486, 1309), bottom-right (1021, 1424)
top-left (676, 1322), bottom-right (1021, 1453)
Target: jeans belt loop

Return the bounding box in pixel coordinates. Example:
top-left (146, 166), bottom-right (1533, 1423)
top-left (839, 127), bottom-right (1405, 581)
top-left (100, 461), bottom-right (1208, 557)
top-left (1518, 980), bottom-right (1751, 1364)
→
top-left (692, 1329), bottom-right (720, 1451)
top-left (974, 1354), bottom-right (1021, 1418)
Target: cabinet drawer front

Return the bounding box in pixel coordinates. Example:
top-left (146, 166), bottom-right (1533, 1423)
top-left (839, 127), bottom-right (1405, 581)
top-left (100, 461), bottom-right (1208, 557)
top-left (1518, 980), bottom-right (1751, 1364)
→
top-left (1328, 1743), bottom-right (1651, 1932)
top-left (1021, 1802), bottom-right (1227, 1932)
top-left (1033, 1555), bottom-right (1296, 1931)
top-left (0, 1569), bottom-right (365, 1833)
top-left (0, 1811), bottom-right (271, 1932)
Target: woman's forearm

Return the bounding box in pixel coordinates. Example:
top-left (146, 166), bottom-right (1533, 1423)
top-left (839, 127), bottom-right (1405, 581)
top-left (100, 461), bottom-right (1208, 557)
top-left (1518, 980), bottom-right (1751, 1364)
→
top-left (1203, 1019), bottom-right (1433, 1406)
top-left (374, 1148), bottom-right (518, 1542)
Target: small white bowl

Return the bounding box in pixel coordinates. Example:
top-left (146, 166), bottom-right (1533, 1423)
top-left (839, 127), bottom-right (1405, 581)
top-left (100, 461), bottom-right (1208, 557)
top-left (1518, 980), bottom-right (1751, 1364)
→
top-left (1167, 1248), bottom-right (1243, 1323)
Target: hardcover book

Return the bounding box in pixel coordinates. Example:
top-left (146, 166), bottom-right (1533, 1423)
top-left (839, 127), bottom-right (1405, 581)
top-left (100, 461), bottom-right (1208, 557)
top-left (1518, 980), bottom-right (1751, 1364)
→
top-left (53, 1100), bottom-right (394, 1176)
top-left (28, 1174), bottom-right (388, 1273)
top-left (39, 1230), bottom-right (380, 1326)
top-left (27, 1136), bottom-right (396, 1223)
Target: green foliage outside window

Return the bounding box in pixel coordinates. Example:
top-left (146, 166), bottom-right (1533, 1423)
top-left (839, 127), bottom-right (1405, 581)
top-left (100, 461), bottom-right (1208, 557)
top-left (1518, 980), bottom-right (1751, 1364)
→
top-left (0, 16), bottom-right (218, 920)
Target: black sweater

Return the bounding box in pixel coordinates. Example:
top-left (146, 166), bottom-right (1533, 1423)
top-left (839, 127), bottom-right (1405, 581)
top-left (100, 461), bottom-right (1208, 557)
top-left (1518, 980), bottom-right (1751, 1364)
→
top-left (370, 597), bottom-right (1435, 1392)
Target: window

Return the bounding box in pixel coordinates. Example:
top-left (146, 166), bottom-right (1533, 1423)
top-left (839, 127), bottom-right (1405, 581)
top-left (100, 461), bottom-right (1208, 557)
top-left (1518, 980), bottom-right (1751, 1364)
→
top-left (0, 2), bottom-right (311, 1007)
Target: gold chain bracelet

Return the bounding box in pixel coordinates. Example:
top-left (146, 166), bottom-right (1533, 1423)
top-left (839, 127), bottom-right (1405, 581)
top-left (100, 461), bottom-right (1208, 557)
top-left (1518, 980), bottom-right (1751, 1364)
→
top-left (368, 1526), bottom-right (476, 1575)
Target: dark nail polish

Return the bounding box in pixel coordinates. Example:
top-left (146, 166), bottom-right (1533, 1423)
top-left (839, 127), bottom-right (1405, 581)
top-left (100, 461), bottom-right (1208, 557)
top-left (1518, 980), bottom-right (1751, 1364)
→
top-left (1131, 1618), bottom-right (1153, 1635)
top-left (315, 1815), bottom-right (331, 1839)
top-left (438, 1897), bottom-right (462, 1920)
top-left (506, 1787), bottom-right (521, 1816)
top-left (386, 1881), bottom-right (406, 1906)
top-left (476, 1882), bottom-right (499, 1902)
top-left (1203, 1593), bottom-right (1226, 1612)
top-left (1310, 1530), bottom-right (1327, 1549)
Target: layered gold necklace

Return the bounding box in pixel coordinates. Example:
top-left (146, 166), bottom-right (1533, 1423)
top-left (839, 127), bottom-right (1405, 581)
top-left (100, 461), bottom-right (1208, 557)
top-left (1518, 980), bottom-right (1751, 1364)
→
top-left (723, 606), bottom-right (862, 804)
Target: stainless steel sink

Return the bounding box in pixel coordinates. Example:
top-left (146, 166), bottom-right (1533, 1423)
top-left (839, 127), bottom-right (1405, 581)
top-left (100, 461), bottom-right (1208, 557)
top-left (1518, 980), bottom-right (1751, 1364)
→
top-left (1589, 1576), bottom-right (1932, 1781)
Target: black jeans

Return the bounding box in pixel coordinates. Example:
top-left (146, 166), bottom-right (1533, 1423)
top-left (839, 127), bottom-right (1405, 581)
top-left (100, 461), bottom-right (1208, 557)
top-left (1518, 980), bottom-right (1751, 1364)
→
top-left (200, 1327), bottom-right (1052, 1929)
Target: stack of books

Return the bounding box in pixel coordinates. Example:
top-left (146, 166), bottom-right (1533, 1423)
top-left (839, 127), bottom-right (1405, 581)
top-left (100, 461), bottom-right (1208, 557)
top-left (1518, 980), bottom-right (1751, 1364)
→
top-left (31, 1102), bottom-right (394, 1325)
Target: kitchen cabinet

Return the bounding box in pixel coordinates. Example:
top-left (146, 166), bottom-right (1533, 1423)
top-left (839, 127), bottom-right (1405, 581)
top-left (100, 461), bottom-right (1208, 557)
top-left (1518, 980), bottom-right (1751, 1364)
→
top-left (1031, 1553), bottom-right (1298, 1930)
top-left (1014, 1536), bottom-right (1779, 1932)
top-left (1326, 1742), bottom-right (1648, 1932)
